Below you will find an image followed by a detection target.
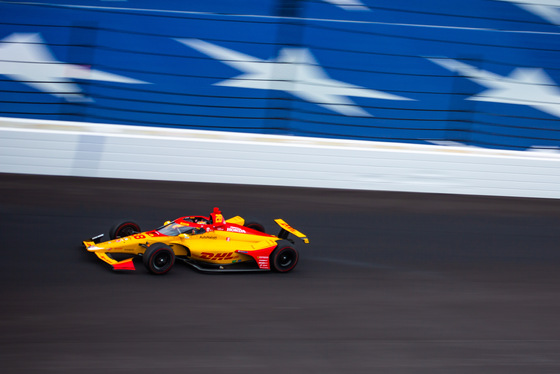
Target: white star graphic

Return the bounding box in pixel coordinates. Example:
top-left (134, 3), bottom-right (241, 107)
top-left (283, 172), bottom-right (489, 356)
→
top-left (0, 33), bottom-right (148, 102)
top-left (322, 0), bottom-right (370, 11)
top-left (495, 0), bottom-right (560, 25)
top-left (177, 39), bottom-right (411, 116)
top-left (430, 58), bottom-right (560, 118)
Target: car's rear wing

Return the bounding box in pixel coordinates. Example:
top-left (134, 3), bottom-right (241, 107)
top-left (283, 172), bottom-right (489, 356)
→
top-left (274, 219), bottom-right (309, 244)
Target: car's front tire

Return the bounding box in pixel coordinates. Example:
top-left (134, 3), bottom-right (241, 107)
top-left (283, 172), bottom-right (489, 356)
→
top-left (109, 220), bottom-right (141, 239)
top-left (270, 240), bottom-right (298, 273)
top-left (143, 243), bottom-right (175, 275)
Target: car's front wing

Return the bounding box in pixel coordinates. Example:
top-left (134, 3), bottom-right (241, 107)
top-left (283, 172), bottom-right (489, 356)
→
top-left (83, 240), bottom-right (136, 271)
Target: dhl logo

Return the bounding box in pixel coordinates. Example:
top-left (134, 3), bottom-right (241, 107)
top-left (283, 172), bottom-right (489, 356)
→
top-left (199, 252), bottom-right (235, 261)
top-left (279, 221), bottom-right (295, 231)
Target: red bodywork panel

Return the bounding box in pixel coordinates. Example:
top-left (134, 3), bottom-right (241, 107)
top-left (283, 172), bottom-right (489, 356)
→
top-left (112, 258), bottom-right (136, 271)
top-left (236, 245), bottom-right (277, 270)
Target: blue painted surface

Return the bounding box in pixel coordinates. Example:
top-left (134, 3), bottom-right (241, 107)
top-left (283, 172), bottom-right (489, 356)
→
top-left (0, 0), bottom-right (559, 150)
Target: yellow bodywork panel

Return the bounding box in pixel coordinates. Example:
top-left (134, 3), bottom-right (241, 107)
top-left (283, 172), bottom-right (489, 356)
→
top-left (174, 231), bottom-right (278, 264)
top-left (225, 216), bottom-right (245, 225)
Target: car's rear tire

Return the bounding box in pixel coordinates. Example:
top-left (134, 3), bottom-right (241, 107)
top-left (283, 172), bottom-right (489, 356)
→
top-left (143, 243), bottom-right (175, 275)
top-left (244, 218), bottom-right (266, 233)
top-left (109, 220), bottom-right (141, 239)
top-left (270, 240), bottom-right (298, 273)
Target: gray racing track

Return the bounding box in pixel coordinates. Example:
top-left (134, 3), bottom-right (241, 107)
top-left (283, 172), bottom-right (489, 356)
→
top-left (1, 173), bottom-right (560, 374)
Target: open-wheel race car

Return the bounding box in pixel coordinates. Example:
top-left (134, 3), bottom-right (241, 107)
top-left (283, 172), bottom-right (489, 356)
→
top-left (83, 207), bottom-right (309, 275)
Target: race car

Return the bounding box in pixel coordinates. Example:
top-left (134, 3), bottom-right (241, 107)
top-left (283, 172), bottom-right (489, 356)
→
top-left (82, 207), bottom-right (309, 275)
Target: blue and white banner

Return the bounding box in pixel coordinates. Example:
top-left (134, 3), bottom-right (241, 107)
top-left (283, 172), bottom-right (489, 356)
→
top-left (0, 0), bottom-right (559, 150)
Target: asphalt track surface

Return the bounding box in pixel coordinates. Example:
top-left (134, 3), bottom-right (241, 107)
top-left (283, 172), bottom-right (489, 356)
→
top-left (1, 173), bottom-right (560, 374)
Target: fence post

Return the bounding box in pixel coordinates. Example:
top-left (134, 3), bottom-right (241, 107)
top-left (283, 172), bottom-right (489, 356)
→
top-left (264, 0), bottom-right (305, 135)
top-left (64, 21), bottom-right (98, 122)
top-left (445, 55), bottom-right (482, 147)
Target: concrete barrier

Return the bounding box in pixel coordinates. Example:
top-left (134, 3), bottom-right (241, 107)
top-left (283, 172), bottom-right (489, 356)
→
top-left (1, 117), bottom-right (559, 199)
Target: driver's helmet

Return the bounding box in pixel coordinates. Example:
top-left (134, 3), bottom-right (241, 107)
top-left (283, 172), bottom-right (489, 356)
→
top-left (195, 218), bottom-right (208, 224)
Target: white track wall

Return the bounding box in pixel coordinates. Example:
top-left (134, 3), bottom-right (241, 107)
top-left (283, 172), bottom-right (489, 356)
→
top-left (1, 117), bottom-right (559, 199)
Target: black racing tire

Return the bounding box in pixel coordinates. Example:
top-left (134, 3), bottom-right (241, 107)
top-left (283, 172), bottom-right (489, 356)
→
top-left (109, 220), bottom-right (141, 240)
top-left (244, 218), bottom-right (266, 233)
top-left (143, 242), bottom-right (175, 275)
top-left (270, 240), bottom-right (299, 273)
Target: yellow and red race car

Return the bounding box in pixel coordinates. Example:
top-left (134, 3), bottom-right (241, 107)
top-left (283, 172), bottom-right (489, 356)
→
top-left (83, 207), bottom-right (309, 275)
